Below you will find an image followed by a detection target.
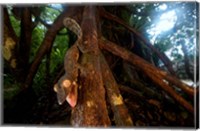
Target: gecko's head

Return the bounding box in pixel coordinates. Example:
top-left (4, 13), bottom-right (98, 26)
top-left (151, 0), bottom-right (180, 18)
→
top-left (53, 83), bottom-right (66, 105)
top-left (53, 76), bottom-right (75, 106)
top-left (58, 75), bottom-right (73, 92)
top-left (53, 78), bottom-right (71, 105)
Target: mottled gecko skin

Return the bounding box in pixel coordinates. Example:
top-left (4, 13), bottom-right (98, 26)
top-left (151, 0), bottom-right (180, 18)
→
top-left (54, 18), bottom-right (81, 107)
top-left (54, 44), bottom-right (79, 106)
top-left (63, 18), bottom-right (82, 48)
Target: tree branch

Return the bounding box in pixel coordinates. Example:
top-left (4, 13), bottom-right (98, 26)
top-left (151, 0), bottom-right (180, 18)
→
top-left (37, 17), bottom-right (52, 28)
top-left (23, 7), bottom-right (82, 90)
top-left (99, 7), bottom-right (177, 77)
top-left (99, 38), bottom-right (194, 114)
top-left (122, 62), bottom-right (163, 100)
top-left (18, 8), bottom-right (33, 77)
top-left (100, 52), bottom-right (133, 126)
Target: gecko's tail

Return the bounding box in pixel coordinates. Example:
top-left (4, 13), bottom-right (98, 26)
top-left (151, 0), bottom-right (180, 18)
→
top-left (63, 17), bottom-right (82, 39)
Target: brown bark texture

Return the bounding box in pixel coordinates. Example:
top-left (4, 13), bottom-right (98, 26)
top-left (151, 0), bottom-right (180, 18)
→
top-left (70, 6), bottom-right (111, 126)
top-left (19, 8), bottom-right (32, 67)
top-left (100, 52), bottom-right (133, 126)
top-left (17, 8), bottom-right (33, 81)
top-left (99, 38), bottom-right (194, 114)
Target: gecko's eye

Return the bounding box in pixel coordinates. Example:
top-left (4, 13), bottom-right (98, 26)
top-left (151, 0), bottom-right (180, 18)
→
top-left (62, 79), bottom-right (71, 88)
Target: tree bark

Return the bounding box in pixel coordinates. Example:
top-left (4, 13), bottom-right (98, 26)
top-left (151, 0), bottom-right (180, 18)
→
top-left (70, 6), bottom-right (111, 126)
top-left (99, 38), bottom-right (194, 114)
top-left (100, 52), bottom-right (133, 126)
top-left (17, 7), bottom-right (32, 81)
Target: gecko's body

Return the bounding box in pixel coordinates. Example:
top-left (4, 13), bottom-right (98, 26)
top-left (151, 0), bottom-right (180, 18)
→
top-left (54, 18), bottom-right (82, 107)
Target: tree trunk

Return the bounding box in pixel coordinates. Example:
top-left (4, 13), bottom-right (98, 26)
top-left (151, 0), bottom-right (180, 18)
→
top-left (70, 6), bottom-right (111, 126)
top-left (100, 52), bottom-right (133, 126)
top-left (17, 7), bottom-right (32, 81)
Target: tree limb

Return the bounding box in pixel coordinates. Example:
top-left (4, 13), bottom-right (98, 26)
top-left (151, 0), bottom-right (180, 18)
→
top-left (100, 52), bottom-right (133, 126)
top-left (99, 7), bottom-right (177, 77)
top-left (18, 8), bottom-right (33, 78)
top-left (23, 7), bottom-right (82, 90)
top-left (99, 38), bottom-right (194, 114)
top-left (37, 17), bottom-right (52, 28)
